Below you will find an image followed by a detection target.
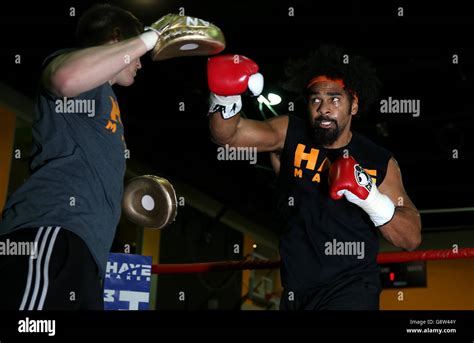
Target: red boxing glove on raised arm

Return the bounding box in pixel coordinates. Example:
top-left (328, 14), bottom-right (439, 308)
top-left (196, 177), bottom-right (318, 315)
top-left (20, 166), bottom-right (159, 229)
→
top-left (328, 155), bottom-right (395, 227)
top-left (207, 54), bottom-right (264, 119)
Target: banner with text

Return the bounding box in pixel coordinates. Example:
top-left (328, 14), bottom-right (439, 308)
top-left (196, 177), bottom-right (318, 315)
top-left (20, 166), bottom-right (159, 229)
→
top-left (104, 253), bottom-right (152, 310)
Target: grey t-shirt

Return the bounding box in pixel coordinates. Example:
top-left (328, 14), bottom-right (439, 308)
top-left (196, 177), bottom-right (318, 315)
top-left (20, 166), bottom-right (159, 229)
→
top-left (0, 56), bottom-right (126, 277)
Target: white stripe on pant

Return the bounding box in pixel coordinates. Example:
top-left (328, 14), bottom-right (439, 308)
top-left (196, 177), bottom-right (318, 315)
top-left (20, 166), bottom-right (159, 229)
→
top-left (19, 226), bottom-right (61, 310)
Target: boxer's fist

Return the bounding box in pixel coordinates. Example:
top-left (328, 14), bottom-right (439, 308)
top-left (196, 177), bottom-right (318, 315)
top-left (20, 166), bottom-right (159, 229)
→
top-left (208, 55), bottom-right (263, 96)
top-left (328, 155), bottom-right (395, 227)
top-left (207, 54), bottom-right (264, 119)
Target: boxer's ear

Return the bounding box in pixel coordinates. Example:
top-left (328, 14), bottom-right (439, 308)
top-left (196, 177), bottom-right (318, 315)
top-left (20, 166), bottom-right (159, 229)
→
top-left (350, 93), bottom-right (359, 115)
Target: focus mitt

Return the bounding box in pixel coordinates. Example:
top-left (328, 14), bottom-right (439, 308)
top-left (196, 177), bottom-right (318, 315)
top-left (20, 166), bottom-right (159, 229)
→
top-left (122, 175), bottom-right (178, 229)
top-left (146, 13), bottom-right (225, 61)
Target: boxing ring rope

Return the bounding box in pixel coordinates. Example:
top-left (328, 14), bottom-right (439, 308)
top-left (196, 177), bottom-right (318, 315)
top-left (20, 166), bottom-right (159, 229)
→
top-left (152, 259), bottom-right (281, 274)
top-left (376, 248), bottom-right (474, 264)
top-left (151, 248), bottom-right (474, 274)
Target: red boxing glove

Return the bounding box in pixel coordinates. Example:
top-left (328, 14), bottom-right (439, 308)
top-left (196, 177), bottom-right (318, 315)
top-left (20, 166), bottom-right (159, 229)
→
top-left (207, 54), bottom-right (264, 119)
top-left (208, 54), bottom-right (263, 96)
top-left (329, 155), bottom-right (395, 227)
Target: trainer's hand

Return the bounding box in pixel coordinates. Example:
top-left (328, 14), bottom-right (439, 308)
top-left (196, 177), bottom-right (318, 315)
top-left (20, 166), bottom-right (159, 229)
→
top-left (328, 155), bottom-right (395, 227)
top-left (207, 54), bottom-right (264, 119)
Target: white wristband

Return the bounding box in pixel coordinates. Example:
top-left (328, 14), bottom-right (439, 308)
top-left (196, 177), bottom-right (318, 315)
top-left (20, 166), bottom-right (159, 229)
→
top-left (362, 188), bottom-right (396, 227)
top-left (341, 184), bottom-right (396, 227)
top-left (139, 31), bottom-right (159, 51)
top-left (209, 93), bottom-right (242, 119)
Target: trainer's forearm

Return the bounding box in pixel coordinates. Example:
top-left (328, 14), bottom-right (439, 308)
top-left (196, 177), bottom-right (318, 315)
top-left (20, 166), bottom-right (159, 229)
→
top-left (50, 36), bottom-right (148, 97)
top-left (209, 112), bottom-right (242, 145)
top-left (379, 206), bottom-right (422, 251)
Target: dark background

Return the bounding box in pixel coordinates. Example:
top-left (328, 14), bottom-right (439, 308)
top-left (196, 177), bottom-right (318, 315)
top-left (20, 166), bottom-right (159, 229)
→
top-left (1, 0), bottom-right (473, 234)
top-left (156, 206), bottom-right (244, 309)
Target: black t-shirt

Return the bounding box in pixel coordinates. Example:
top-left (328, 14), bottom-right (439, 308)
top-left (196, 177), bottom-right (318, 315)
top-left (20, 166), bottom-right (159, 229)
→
top-left (276, 115), bottom-right (392, 290)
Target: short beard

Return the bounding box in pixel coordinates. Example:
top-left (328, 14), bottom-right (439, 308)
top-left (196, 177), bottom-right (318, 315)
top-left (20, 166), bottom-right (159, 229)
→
top-left (310, 117), bottom-right (340, 146)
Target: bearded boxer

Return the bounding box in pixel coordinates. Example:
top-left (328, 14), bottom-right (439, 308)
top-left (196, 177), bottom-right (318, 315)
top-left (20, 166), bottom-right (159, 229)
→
top-left (0, 4), bottom-right (223, 310)
top-left (207, 47), bottom-right (422, 310)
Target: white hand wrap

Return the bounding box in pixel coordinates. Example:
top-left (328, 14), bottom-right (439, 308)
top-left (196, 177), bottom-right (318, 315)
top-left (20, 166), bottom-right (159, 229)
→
top-left (208, 93), bottom-right (242, 119)
top-left (341, 184), bottom-right (396, 227)
top-left (139, 30), bottom-right (159, 51)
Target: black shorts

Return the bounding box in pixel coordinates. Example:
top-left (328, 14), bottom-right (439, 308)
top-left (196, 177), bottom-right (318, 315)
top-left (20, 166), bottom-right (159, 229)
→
top-left (280, 273), bottom-right (381, 310)
top-left (0, 226), bottom-right (103, 310)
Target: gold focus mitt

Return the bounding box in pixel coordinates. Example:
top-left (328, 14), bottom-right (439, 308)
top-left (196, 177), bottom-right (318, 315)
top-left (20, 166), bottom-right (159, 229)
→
top-left (146, 13), bottom-right (225, 61)
top-left (122, 175), bottom-right (177, 229)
